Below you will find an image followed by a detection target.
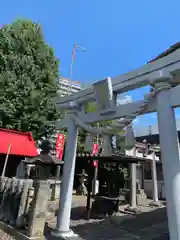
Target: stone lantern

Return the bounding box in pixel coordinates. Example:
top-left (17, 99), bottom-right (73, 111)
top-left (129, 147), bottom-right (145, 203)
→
top-left (76, 169), bottom-right (88, 196)
top-left (23, 140), bottom-right (64, 201)
top-left (23, 140), bottom-right (63, 180)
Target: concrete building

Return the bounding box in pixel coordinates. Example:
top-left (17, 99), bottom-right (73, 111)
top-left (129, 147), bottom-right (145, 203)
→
top-left (58, 77), bottom-right (81, 96)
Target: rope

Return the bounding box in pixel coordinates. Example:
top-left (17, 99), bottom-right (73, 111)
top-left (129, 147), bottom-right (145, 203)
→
top-left (71, 82), bottom-right (171, 135)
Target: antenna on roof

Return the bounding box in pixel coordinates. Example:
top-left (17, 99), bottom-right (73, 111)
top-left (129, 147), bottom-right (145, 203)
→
top-left (148, 125), bottom-right (152, 135)
top-left (68, 44), bottom-right (87, 94)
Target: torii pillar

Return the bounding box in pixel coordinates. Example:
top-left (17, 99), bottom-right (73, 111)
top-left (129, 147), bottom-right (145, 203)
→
top-left (155, 79), bottom-right (180, 240)
top-left (52, 116), bottom-right (78, 239)
top-left (150, 151), bottom-right (161, 206)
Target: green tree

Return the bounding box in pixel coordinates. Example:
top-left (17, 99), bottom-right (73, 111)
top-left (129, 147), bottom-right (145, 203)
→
top-left (0, 19), bottom-right (60, 140)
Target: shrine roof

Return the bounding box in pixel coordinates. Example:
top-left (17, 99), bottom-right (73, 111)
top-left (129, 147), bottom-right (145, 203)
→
top-left (135, 118), bottom-right (180, 144)
top-left (0, 128), bottom-right (38, 157)
top-left (148, 42), bottom-right (180, 63)
top-left (23, 153), bottom-right (63, 165)
top-left (76, 153), bottom-right (155, 163)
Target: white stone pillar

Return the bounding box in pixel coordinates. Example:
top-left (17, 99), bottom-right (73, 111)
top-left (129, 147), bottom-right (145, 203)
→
top-left (130, 147), bottom-right (137, 208)
top-left (156, 82), bottom-right (180, 240)
top-left (52, 115), bottom-right (78, 239)
top-left (151, 151), bottom-right (159, 202)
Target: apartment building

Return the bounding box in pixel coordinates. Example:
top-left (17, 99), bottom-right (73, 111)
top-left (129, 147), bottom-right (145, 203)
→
top-left (58, 77), bottom-right (81, 96)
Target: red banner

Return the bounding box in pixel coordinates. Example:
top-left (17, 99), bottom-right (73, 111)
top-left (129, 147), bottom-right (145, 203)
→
top-left (91, 143), bottom-right (98, 167)
top-left (91, 143), bottom-right (98, 156)
top-left (56, 134), bottom-right (65, 161)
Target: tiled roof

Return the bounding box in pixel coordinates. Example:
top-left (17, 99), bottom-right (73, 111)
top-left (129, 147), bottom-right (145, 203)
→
top-left (135, 42), bottom-right (180, 138)
top-left (148, 42), bottom-right (180, 63)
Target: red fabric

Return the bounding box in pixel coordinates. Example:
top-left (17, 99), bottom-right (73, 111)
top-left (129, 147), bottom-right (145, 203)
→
top-left (91, 143), bottom-right (98, 168)
top-left (56, 133), bottom-right (65, 160)
top-left (91, 144), bottom-right (98, 156)
top-left (0, 128), bottom-right (38, 157)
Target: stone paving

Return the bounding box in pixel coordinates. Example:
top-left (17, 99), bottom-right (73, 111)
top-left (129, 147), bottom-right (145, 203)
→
top-left (46, 196), bottom-right (169, 240)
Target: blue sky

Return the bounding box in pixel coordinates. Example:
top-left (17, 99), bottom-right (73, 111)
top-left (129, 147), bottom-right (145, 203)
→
top-left (1, 0), bottom-right (180, 128)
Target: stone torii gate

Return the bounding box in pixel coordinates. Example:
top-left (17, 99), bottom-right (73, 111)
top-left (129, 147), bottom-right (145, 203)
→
top-left (126, 142), bottom-right (161, 208)
top-left (52, 47), bottom-right (180, 240)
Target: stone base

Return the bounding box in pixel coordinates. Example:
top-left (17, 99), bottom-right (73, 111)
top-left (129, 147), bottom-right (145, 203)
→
top-left (149, 201), bottom-right (163, 207)
top-left (51, 229), bottom-right (78, 239)
top-left (76, 185), bottom-right (87, 196)
top-left (49, 180), bottom-right (61, 201)
top-left (0, 220), bottom-right (41, 240)
top-left (124, 205), bottom-right (141, 214)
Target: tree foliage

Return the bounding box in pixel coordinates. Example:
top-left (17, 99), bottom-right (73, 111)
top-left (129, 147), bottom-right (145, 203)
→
top-left (0, 19), bottom-right (60, 140)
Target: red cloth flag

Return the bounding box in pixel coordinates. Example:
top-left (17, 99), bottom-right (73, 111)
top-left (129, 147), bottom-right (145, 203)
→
top-left (56, 134), bottom-right (65, 161)
top-left (91, 143), bottom-right (98, 167)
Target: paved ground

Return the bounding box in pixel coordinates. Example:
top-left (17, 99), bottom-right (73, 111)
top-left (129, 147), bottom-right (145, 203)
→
top-left (0, 229), bottom-right (15, 240)
top-left (46, 196), bottom-right (169, 240)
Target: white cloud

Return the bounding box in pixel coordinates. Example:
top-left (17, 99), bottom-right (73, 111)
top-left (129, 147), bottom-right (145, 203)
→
top-left (133, 118), bottom-right (139, 123)
top-left (116, 94), bottom-right (139, 127)
top-left (151, 112), bottom-right (157, 119)
top-left (117, 94), bottom-right (132, 105)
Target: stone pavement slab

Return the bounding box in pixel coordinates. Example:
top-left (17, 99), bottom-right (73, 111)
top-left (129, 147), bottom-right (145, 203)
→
top-left (71, 207), bottom-right (169, 240)
top-left (46, 196), bottom-right (169, 240)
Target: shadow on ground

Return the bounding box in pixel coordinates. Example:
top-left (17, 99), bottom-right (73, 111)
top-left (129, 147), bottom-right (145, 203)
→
top-left (71, 206), bottom-right (89, 221)
top-left (53, 206), bottom-right (87, 220)
top-left (45, 206), bottom-right (169, 240)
